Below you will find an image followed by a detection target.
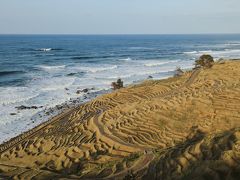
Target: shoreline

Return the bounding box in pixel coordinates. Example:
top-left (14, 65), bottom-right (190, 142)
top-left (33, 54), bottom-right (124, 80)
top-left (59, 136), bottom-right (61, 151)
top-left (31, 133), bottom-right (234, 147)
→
top-left (0, 68), bottom-right (182, 144)
top-left (0, 88), bottom-right (111, 144)
top-left (0, 58), bottom-right (226, 145)
top-left (0, 58), bottom-right (225, 145)
top-left (0, 76), bottom-right (172, 145)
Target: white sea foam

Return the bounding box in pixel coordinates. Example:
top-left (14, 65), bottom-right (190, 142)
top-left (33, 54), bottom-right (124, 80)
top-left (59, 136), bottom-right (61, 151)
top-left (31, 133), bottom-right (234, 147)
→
top-left (184, 49), bottom-right (240, 59)
top-left (37, 65), bottom-right (66, 72)
top-left (104, 70), bottom-right (172, 79)
top-left (183, 51), bottom-right (198, 54)
top-left (224, 42), bottom-right (240, 46)
top-left (198, 50), bottom-right (213, 53)
top-left (144, 62), bottom-right (169, 67)
top-left (129, 47), bottom-right (154, 50)
top-left (39, 48), bottom-right (52, 52)
top-left (100, 65), bottom-right (176, 80)
top-left (144, 60), bottom-right (179, 67)
top-left (32, 76), bottom-right (76, 91)
top-left (0, 87), bottom-right (39, 105)
top-left (118, 57), bottom-right (132, 61)
top-left (77, 65), bottom-right (118, 73)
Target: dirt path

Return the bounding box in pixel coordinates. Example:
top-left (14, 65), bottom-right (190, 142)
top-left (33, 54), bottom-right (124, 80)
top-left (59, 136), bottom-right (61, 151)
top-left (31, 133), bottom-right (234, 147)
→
top-left (185, 69), bottom-right (201, 87)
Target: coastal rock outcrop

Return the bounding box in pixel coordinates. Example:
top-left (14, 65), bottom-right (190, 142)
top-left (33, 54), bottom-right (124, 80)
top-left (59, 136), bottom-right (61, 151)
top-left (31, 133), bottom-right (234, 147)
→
top-left (15, 105), bottom-right (43, 110)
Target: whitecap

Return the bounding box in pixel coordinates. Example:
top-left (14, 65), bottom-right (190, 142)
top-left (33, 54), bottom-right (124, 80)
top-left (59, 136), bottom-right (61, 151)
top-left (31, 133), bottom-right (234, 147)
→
top-left (184, 49), bottom-right (240, 59)
top-left (183, 51), bottom-right (198, 54)
top-left (118, 57), bottom-right (132, 61)
top-left (144, 60), bottom-right (179, 67)
top-left (39, 48), bottom-right (52, 52)
top-left (77, 65), bottom-right (118, 73)
top-left (37, 65), bottom-right (66, 72)
top-left (199, 50), bottom-right (213, 54)
top-left (0, 87), bottom-right (39, 105)
top-left (34, 76), bottom-right (76, 91)
top-left (184, 50), bottom-right (213, 55)
top-left (128, 47), bottom-right (154, 50)
top-left (224, 42), bottom-right (240, 46)
top-left (103, 68), bottom-right (174, 80)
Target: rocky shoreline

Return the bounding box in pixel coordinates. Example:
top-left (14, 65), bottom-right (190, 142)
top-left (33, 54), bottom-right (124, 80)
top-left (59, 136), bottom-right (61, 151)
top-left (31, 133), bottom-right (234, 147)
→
top-left (0, 87), bottom-right (111, 144)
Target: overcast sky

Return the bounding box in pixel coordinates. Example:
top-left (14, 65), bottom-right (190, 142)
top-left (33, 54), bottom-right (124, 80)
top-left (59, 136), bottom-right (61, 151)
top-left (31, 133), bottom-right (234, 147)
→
top-left (0, 0), bottom-right (240, 34)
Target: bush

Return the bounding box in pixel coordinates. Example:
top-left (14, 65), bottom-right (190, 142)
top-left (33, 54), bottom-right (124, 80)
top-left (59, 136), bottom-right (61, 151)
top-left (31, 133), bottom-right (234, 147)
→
top-left (195, 54), bottom-right (214, 68)
top-left (174, 66), bottom-right (184, 77)
top-left (111, 79), bottom-right (123, 90)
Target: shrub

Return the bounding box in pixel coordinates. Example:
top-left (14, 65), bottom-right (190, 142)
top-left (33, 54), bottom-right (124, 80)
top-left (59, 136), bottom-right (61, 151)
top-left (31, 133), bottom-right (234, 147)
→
top-left (174, 66), bottom-right (184, 77)
top-left (195, 54), bottom-right (214, 68)
top-left (111, 79), bottom-right (123, 90)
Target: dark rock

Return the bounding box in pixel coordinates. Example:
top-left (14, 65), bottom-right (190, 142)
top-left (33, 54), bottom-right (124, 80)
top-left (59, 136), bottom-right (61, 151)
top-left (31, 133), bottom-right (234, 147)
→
top-left (31, 106), bottom-right (38, 109)
top-left (67, 73), bottom-right (77, 76)
top-left (67, 72), bottom-right (84, 76)
top-left (56, 105), bottom-right (63, 110)
top-left (82, 88), bottom-right (89, 93)
top-left (76, 88), bottom-right (89, 94)
top-left (16, 105), bottom-right (43, 110)
top-left (16, 105), bottom-right (28, 110)
top-left (76, 90), bottom-right (81, 94)
top-left (72, 100), bottom-right (77, 103)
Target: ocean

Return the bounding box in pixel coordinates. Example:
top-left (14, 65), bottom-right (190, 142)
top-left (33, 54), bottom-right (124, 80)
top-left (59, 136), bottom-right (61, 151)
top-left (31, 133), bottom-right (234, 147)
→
top-left (1, 34), bottom-right (240, 142)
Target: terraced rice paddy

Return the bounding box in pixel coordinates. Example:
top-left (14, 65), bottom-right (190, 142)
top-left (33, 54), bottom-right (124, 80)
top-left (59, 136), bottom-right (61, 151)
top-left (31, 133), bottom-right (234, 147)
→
top-left (1, 60), bottom-right (240, 179)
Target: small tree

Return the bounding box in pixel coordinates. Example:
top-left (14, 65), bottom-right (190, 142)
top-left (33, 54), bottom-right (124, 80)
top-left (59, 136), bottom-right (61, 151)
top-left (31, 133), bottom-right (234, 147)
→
top-left (111, 79), bottom-right (123, 90)
top-left (174, 66), bottom-right (184, 77)
top-left (195, 54), bottom-right (214, 68)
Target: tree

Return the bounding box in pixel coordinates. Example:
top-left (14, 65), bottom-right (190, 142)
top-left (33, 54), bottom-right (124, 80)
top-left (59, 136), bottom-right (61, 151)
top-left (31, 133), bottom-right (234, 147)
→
top-left (174, 66), bottom-right (184, 77)
top-left (111, 79), bottom-right (123, 90)
top-left (195, 54), bottom-right (214, 68)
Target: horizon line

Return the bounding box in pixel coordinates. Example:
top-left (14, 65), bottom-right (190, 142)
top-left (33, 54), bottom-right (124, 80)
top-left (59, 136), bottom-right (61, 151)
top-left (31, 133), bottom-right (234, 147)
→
top-left (0, 33), bottom-right (240, 36)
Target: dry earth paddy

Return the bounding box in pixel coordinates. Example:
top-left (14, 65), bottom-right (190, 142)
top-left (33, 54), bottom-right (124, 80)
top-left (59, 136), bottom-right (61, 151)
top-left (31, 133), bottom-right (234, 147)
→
top-left (1, 60), bottom-right (240, 180)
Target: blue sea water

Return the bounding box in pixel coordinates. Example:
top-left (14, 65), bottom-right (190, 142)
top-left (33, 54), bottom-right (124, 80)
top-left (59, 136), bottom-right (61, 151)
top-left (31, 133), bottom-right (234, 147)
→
top-left (1, 34), bottom-right (240, 142)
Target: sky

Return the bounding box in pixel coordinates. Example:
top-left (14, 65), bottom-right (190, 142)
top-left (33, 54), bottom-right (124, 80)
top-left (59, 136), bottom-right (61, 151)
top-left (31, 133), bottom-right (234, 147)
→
top-left (0, 0), bottom-right (240, 34)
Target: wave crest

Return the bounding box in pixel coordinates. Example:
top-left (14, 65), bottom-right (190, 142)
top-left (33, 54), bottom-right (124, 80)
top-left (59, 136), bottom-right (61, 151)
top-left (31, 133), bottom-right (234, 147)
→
top-left (36, 48), bottom-right (64, 52)
top-left (118, 57), bottom-right (132, 61)
top-left (0, 70), bottom-right (25, 77)
top-left (80, 65), bottom-right (118, 73)
top-left (37, 65), bottom-right (66, 71)
top-left (71, 55), bottom-right (113, 60)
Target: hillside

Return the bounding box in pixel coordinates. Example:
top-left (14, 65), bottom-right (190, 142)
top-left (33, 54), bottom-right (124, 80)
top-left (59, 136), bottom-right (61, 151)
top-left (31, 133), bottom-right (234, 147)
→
top-left (0, 60), bottom-right (240, 179)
